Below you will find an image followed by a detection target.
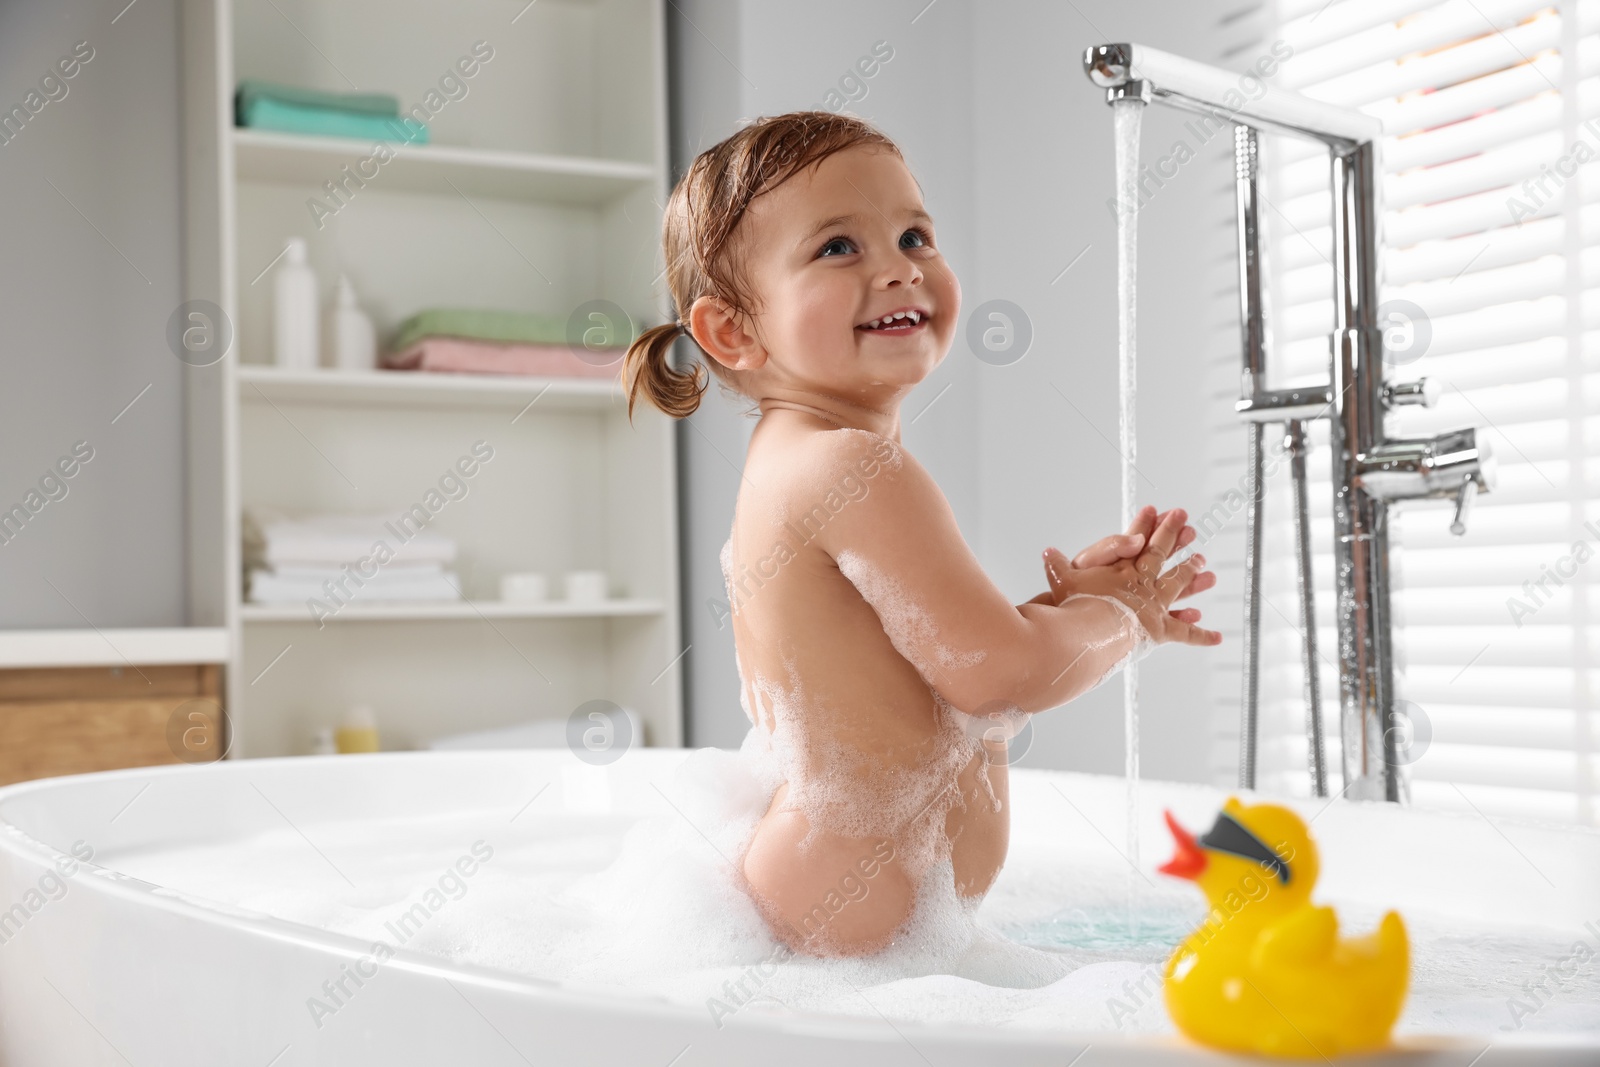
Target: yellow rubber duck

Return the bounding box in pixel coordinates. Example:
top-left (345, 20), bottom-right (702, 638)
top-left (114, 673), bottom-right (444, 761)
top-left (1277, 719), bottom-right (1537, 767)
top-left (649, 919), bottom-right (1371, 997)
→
top-left (1156, 796), bottom-right (1410, 1059)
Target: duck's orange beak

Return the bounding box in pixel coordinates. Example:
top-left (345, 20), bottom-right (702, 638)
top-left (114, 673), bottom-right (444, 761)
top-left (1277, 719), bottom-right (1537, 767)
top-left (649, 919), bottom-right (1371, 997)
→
top-left (1157, 809), bottom-right (1207, 880)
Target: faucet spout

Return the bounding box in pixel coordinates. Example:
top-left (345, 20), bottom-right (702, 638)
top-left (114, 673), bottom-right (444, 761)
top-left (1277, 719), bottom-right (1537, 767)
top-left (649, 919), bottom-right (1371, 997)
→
top-left (1080, 41), bottom-right (1381, 149)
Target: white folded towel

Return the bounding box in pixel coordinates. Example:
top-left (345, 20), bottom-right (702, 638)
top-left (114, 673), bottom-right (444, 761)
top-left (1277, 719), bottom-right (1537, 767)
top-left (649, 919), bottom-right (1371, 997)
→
top-left (270, 560), bottom-right (444, 579)
top-left (247, 567), bottom-right (462, 604)
top-left (247, 512), bottom-right (457, 568)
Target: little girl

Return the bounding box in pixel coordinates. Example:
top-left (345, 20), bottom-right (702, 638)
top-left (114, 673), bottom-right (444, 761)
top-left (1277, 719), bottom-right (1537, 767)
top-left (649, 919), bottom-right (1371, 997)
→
top-left (622, 112), bottom-right (1220, 961)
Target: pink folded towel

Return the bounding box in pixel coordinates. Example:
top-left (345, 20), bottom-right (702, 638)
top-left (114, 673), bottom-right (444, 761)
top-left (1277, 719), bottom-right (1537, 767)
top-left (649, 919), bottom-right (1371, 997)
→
top-left (382, 337), bottom-right (624, 378)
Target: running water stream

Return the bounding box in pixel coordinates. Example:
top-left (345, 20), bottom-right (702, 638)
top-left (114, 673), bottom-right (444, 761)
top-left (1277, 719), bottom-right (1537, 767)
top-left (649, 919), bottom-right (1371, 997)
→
top-left (1111, 96), bottom-right (1145, 922)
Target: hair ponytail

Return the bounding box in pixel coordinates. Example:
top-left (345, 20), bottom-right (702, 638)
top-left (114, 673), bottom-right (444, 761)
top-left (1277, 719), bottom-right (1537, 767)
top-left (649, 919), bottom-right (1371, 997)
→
top-left (623, 320), bottom-right (707, 422)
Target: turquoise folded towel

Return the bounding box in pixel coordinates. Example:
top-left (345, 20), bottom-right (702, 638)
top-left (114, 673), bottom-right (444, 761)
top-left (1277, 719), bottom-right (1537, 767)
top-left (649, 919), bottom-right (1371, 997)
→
top-left (234, 79), bottom-right (428, 143)
top-left (237, 96), bottom-right (429, 144)
top-left (237, 79), bottom-right (400, 117)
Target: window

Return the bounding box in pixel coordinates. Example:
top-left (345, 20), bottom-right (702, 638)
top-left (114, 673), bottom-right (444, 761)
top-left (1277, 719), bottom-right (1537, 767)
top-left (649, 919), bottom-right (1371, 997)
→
top-left (1203, 0), bottom-right (1597, 824)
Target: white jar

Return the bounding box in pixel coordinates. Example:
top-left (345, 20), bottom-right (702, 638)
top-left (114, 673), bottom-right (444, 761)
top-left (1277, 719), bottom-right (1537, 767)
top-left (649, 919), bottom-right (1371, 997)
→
top-left (563, 570), bottom-right (607, 603)
top-left (500, 572), bottom-right (549, 602)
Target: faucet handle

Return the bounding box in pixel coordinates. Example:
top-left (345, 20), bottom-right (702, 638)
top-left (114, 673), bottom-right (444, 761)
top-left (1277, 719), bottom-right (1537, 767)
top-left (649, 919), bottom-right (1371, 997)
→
top-left (1449, 476), bottom-right (1477, 536)
top-left (1383, 377), bottom-right (1441, 409)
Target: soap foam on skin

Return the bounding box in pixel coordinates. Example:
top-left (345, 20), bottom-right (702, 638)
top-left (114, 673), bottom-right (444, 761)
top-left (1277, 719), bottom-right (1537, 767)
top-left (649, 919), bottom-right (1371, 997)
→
top-left (1054, 593), bottom-right (1158, 694)
top-left (722, 520), bottom-right (1003, 950)
top-left (833, 549), bottom-right (989, 685)
top-left (743, 663), bottom-right (988, 898)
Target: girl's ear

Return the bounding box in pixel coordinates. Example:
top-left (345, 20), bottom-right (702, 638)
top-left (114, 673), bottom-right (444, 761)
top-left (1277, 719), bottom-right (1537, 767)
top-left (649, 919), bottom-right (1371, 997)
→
top-left (689, 296), bottom-right (767, 373)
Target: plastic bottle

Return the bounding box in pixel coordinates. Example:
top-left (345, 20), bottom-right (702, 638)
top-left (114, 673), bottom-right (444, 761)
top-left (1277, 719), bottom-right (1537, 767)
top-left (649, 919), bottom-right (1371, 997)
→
top-left (335, 705), bottom-right (379, 753)
top-left (310, 727), bottom-right (337, 756)
top-left (273, 237), bottom-right (319, 370)
top-left (332, 274), bottom-right (376, 371)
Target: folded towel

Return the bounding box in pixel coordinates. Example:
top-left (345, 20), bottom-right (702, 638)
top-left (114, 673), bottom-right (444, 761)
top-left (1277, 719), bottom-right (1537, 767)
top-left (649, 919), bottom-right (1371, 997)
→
top-left (236, 79), bottom-right (402, 118)
top-left (237, 96), bottom-right (430, 144)
top-left (247, 567), bottom-right (462, 604)
top-left (382, 337), bottom-right (621, 378)
top-left (271, 560), bottom-right (443, 579)
top-left (249, 513), bottom-right (456, 568)
top-left (391, 308), bottom-right (634, 352)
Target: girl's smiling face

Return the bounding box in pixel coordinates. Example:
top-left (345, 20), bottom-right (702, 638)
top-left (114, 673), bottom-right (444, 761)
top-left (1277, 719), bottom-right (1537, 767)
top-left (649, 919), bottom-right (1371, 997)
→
top-left (693, 143), bottom-right (960, 427)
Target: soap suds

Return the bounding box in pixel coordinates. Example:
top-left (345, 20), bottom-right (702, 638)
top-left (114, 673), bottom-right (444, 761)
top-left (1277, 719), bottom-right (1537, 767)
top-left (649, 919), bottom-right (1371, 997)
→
top-left (719, 536), bottom-right (738, 616)
top-left (742, 664), bottom-right (986, 899)
top-left (832, 548), bottom-right (989, 689)
top-left (1057, 592), bottom-right (1156, 692)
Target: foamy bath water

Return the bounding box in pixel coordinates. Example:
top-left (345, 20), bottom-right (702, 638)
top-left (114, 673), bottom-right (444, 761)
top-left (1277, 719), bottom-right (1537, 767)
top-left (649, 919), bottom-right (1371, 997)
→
top-left (103, 736), bottom-right (1600, 1037)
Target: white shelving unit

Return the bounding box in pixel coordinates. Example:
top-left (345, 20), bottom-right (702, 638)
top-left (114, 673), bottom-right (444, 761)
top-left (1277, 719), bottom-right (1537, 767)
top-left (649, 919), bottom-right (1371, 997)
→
top-left (180, 0), bottom-right (681, 757)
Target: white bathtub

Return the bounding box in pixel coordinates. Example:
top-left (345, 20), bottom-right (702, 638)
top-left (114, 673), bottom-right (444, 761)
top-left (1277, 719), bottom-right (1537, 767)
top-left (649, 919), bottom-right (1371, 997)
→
top-left (1, 748), bottom-right (1596, 1065)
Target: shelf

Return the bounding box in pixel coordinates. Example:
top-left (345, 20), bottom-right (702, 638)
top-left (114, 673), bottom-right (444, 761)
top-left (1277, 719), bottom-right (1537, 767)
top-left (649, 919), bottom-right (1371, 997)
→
top-left (0, 628), bottom-right (230, 669)
top-left (236, 366), bottom-right (623, 411)
top-left (239, 600), bottom-right (664, 623)
top-left (232, 128), bottom-right (656, 206)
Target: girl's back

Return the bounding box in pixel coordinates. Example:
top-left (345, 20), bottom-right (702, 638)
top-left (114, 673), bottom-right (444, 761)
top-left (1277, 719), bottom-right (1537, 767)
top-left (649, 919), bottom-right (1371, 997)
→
top-left (725, 410), bottom-right (1008, 956)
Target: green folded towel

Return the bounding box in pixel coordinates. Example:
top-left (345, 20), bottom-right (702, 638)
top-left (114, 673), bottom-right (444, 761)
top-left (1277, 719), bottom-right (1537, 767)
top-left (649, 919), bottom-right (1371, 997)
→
top-left (237, 96), bottom-right (429, 144)
top-left (234, 79), bottom-right (428, 143)
top-left (392, 309), bottom-right (634, 352)
top-left (237, 79), bottom-right (400, 118)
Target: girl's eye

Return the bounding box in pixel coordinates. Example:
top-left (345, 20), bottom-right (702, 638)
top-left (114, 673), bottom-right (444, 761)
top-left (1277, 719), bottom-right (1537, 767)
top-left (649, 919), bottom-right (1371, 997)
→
top-left (818, 227), bottom-right (933, 258)
top-left (901, 227), bottom-right (932, 249)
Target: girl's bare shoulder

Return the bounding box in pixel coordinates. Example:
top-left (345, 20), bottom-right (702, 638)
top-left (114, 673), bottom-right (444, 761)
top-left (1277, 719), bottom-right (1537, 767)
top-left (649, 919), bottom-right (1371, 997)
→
top-left (741, 422), bottom-right (950, 558)
top-left (748, 420), bottom-right (912, 492)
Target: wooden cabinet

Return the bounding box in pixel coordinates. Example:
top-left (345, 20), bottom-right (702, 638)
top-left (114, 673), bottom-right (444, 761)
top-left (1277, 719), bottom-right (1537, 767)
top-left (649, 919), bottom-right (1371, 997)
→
top-left (0, 665), bottom-right (225, 785)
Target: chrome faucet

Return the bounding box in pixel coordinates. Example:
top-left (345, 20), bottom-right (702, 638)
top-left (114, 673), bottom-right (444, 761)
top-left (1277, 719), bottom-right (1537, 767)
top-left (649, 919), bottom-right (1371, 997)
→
top-left (1082, 43), bottom-right (1497, 804)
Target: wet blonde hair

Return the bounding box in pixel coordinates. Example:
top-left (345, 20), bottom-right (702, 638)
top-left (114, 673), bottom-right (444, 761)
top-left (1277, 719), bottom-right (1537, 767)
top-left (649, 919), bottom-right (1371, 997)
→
top-left (622, 110), bottom-right (902, 423)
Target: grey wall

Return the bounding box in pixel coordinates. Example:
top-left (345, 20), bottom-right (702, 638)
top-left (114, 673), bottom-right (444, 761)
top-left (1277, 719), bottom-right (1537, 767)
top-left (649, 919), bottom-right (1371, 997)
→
top-left (671, 0), bottom-right (1235, 786)
top-left (0, 0), bottom-right (189, 628)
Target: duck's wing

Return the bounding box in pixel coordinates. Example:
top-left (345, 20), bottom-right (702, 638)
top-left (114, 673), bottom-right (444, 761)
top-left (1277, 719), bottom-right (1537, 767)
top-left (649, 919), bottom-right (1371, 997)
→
top-left (1340, 910), bottom-right (1411, 980)
top-left (1250, 904), bottom-right (1338, 971)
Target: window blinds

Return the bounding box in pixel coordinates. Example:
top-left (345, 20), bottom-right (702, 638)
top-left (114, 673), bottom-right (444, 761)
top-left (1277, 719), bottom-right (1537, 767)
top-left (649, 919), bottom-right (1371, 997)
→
top-left (1202, 0), bottom-right (1597, 825)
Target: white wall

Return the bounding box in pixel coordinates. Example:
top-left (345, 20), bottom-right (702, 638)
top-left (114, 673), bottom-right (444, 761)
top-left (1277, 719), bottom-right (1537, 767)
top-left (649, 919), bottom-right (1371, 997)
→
top-left (969, 2), bottom-right (1237, 785)
top-left (671, 0), bottom-right (1238, 787)
top-left (0, 0), bottom-right (189, 629)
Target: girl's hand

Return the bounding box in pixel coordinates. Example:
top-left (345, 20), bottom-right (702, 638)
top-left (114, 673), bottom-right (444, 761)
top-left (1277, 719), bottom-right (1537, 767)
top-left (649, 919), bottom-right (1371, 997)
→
top-left (1027, 505), bottom-right (1214, 610)
top-left (1042, 508), bottom-right (1222, 647)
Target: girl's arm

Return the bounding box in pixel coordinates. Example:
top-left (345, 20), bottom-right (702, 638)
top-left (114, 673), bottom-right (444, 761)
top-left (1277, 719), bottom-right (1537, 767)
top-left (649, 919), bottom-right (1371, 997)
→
top-left (809, 432), bottom-right (1214, 715)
